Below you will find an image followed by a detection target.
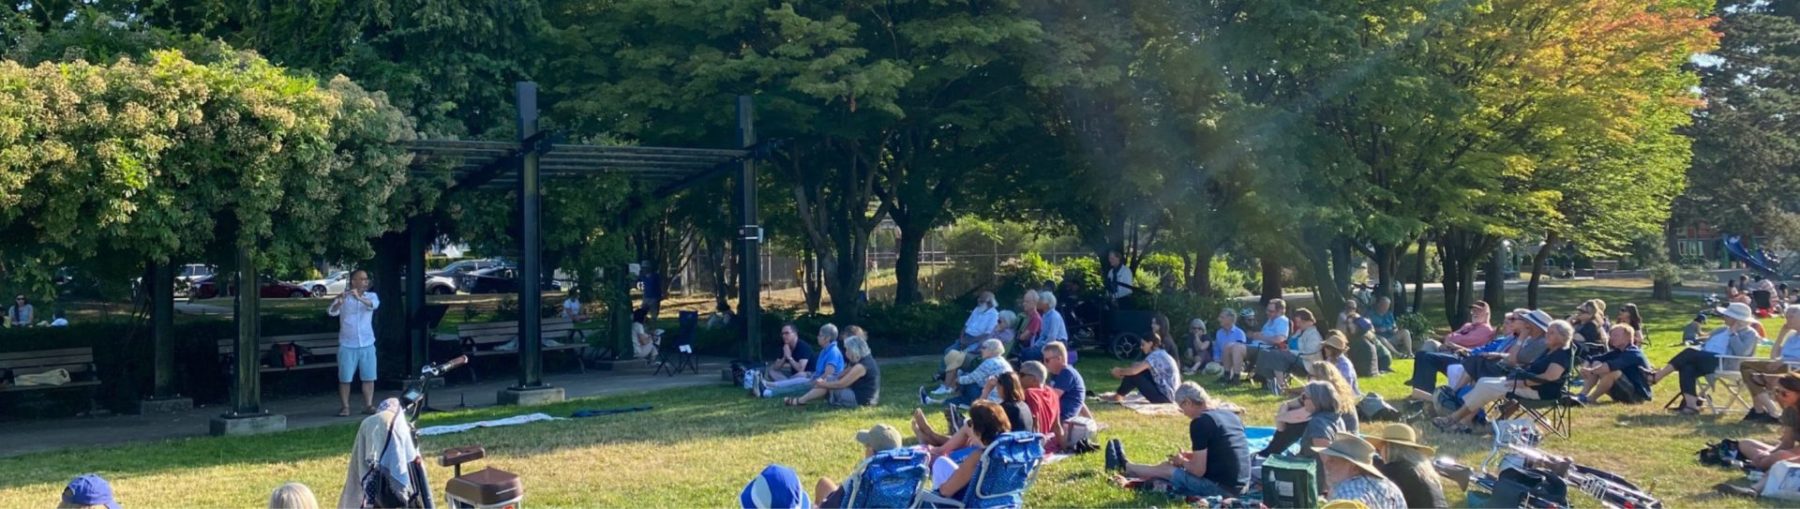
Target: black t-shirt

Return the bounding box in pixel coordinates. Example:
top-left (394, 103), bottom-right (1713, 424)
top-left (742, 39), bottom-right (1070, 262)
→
top-left (1189, 409), bottom-right (1251, 493)
top-left (1378, 457), bottom-right (1450, 509)
top-left (1002, 400), bottom-right (1036, 434)
top-left (789, 341), bottom-right (816, 371)
top-left (1522, 346), bottom-right (1575, 399)
top-left (1575, 321), bottom-right (1603, 345)
top-left (848, 356), bottom-right (880, 405)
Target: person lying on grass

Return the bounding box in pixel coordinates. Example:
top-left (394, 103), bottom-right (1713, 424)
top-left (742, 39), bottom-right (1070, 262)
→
top-left (1650, 302), bottom-right (1761, 415)
top-left (812, 423), bottom-right (905, 508)
top-left (1716, 372), bottom-right (1800, 498)
top-left (1435, 320), bottom-right (1575, 434)
top-left (911, 372), bottom-right (1035, 456)
top-left (1099, 331), bottom-right (1181, 404)
top-left (786, 335), bottom-right (879, 408)
top-left (1103, 382), bottom-right (1252, 498)
top-left (1573, 324), bottom-right (1652, 405)
top-left (924, 339), bottom-right (1013, 407)
top-left (928, 400), bottom-right (1012, 503)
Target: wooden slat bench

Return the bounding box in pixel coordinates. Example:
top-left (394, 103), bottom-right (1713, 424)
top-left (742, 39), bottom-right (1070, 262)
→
top-left (216, 333), bottom-right (342, 374)
top-left (0, 347), bottom-right (101, 415)
top-left (455, 317), bottom-right (589, 382)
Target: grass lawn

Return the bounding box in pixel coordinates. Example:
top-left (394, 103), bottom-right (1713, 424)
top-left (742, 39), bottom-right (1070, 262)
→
top-left (0, 287), bottom-right (1784, 507)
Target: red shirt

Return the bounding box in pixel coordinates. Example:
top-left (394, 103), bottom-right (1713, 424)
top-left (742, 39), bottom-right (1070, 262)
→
top-left (1020, 308), bottom-right (1043, 344)
top-left (1024, 386), bottom-right (1062, 452)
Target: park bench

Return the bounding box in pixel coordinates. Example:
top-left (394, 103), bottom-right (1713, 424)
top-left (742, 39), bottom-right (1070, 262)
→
top-left (454, 317), bottom-right (589, 382)
top-left (0, 347), bottom-right (101, 415)
top-left (215, 333), bottom-right (342, 376)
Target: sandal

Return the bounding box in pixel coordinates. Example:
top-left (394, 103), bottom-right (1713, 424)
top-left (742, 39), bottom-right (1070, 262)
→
top-left (337, 407), bottom-right (351, 417)
top-left (783, 397), bottom-right (802, 407)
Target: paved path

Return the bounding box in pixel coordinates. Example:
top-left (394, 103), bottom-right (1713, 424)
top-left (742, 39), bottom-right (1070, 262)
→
top-left (0, 355), bottom-right (933, 458)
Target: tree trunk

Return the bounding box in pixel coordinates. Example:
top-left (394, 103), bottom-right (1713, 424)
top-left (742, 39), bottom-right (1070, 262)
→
top-left (1412, 240), bottom-right (1427, 314)
top-left (802, 245), bottom-right (823, 313)
top-left (1307, 244), bottom-right (1346, 329)
top-left (1528, 232), bottom-right (1559, 309)
top-left (1331, 237), bottom-right (1355, 298)
top-left (1440, 242), bottom-right (1463, 327)
top-left (1190, 245), bottom-right (1216, 297)
top-left (893, 225), bottom-right (926, 305)
top-left (706, 237), bottom-right (730, 312)
top-left (1484, 245), bottom-right (1506, 310)
top-left (1261, 257), bottom-right (1283, 306)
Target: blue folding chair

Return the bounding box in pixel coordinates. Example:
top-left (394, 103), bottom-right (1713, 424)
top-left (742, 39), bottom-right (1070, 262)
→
top-left (918, 432), bottom-right (1046, 508)
top-left (842, 448), bottom-right (930, 508)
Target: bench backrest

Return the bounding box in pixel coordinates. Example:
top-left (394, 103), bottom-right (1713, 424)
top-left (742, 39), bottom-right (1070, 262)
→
top-left (0, 347), bottom-right (97, 378)
top-left (457, 317), bottom-right (577, 346)
top-left (217, 333), bottom-right (343, 357)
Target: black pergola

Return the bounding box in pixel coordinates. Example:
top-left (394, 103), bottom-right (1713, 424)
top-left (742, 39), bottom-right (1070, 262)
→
top-left (183, 83), bottom-right (765, 432)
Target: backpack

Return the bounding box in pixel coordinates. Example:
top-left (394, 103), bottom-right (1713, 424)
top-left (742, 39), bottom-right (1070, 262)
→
top-left (1698, 438), bottom-right (1743, 469)
top-left (1479, 467), bottom-right (1569, 508)
top-left (1260, 454), bottom-right (1319, 509)
top-left (730, 360), bottom-right (765, 389)
top-left (1357, 392), bottom-right (1400, 422)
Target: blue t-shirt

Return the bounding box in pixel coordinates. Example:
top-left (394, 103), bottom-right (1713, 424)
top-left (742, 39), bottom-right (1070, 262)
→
top-left (1212, 325), bottom-right (1247, 361)
top-left (1048, 366), bottom-right (1087, 421)
top-left (1333, 355), bottom-right (1361, 395)
top-left (1261, 315), bottom-right (1291, 347)
top-left (1780, 330), bottom-right (1800, 362)
top-left (814, 342), bottom-right (846, 380)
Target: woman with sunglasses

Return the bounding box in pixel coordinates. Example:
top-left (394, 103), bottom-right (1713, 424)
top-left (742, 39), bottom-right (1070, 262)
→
top-left (1569, 299), bottom-right (1608, 351)
top-left (6, 295), bottom-right (32, 328)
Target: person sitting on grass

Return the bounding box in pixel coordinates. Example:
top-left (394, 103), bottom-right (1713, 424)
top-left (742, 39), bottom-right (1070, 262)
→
top-left (762, 324), bottom-right (844, 398)
top-left (1615, 302), bottom-right (1644, 345)
top-left (928, 400), bottom-right (1012, 503)
top-left (1716, 372), bottom-right (1800, 498)
top-left (1435, 320), bottom-right (1575, 433)
top-left (1205, 309), bottom-right (1249, 382)
top-left (812, 423), bottom-right (904, 508)
top-left (1183, 318), bottom-right (1213, 376)
top-left (1322, 331), bottom-right (1360, 395)
top-left (763, 324), bottom-right (814, 383)
top-left (268, 482), bottom-right (319, 509)
top-left (1364, 424), bottom-right (1448, 509)
top-left (1651, 302), bottom-right (1762, 414)
top-left (60, 474), bottom-right (120, 509)
top-left (1100, 332), bottom-right (1181, 404)
top-left (787, 335), bottom-right (879, 408)
top-left (1256, 381), bottom-right (1347, 458)
top-left (1369, 296), bottom-right (1405, 356)
top-left (1340, 299), bottom-right (1391, 374)
top-left (1315, 434), bottom-right (1409, 509)
top-left (924, 339), bottom-right (1013, 407)
top-left (1024, 290), bottom-right (1070, 363)
top-left (1105, 382), bottom-right (1251, 498)
top-left (1739, 305), bottom-right (1800, 423)
top-left (1574, 324), bottom-right (1652, 405)
top-left (1018, 361), bottom-right (1065, 451)
top-left (1569, 299), bottom-right (1608, 350)
top-left (1683, 313), bottom-right (1708, 344)
top-left (631, 307), bottom-right (658, 361)
top-left (1040, 341), bottom-right (1095, 444)
top-left (1016, 291), bottom-right (1043, 355)
top-left (1308, 360), bottom-right (1361, 434)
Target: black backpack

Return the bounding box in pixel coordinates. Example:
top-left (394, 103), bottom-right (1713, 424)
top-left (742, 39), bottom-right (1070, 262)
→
top-left (1698, 438), bottom-right (1743, 469)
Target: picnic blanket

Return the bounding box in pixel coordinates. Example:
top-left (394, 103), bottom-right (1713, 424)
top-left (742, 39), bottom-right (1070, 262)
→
top-left (417, 413), bottom-right (560, 436)
top-left (1092, 392), bottom-right (1185, 416)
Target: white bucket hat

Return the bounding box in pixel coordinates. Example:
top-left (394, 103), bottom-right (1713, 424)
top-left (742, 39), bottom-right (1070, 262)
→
top-left (1718, 302), bottom-right (1757, 323)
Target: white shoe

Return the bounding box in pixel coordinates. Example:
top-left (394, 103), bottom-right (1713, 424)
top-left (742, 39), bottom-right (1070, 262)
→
top-left (930, 385), bottom-right (954, 395)
top-left (761, 389), bottom-right (773, 398)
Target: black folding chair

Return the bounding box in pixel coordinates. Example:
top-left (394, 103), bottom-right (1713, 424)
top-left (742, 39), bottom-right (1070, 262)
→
top-left (1492, 355), bottom-right (1578, 439)
top-left (654, 311), bottom-right (700, 376)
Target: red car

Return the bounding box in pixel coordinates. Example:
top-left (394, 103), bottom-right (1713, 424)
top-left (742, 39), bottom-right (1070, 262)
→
top-left (190, 275), bottom-right (313, 299)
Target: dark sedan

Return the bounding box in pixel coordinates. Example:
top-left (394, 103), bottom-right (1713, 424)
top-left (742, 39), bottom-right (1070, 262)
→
top-left (190, 276), bottom-right (313, 299)
top-left (458, 267), bottom-right (563, 294)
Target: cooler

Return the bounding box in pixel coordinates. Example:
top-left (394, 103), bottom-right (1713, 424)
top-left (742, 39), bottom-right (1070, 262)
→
top-left (446, 467), bottom-right (522, 509)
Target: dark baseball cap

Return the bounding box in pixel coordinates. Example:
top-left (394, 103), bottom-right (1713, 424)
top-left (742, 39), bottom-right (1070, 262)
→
top-left (62, 474), bottom-right (120, 509)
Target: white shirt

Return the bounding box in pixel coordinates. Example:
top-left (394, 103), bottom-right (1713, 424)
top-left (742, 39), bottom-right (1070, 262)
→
top-left (328, 291), bottom-right (380, 349)
top-left (1109, 265), bottom-right (1133, 299)
top-left (562, 297), bottom-right (582, 318)
top-left (49, 318), bottom-right (68, 327)
top-left (962, 305), bottom-right (998, 337)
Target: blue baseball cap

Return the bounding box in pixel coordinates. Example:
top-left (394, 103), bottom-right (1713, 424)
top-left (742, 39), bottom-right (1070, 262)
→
top-left (63, 474), bottom-right (120, 509)
top-left (739, 464), bottom-right (811, 509)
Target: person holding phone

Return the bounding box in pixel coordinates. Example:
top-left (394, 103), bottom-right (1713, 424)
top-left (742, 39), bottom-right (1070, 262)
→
top-left (328, 270), bottom-right (380, 417)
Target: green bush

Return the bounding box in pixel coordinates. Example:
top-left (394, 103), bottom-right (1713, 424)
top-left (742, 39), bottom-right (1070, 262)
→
top-left (1209, 257), bottom-right (1255, 297)
top-left (997, 252), bottom-right (1060, 304)
top-left (1059, 256), bottom-right (1103, 296)
top-left (1398, 244), bottom-right (1443, 284)
top-left (1139, 253), bottom-right (1185, 291)
top-left (1142, 292), bottom-right (1243, 329)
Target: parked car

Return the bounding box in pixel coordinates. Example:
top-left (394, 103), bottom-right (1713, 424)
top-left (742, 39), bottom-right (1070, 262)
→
top-left (397, 274), bottom-right (459, 295)
top-left (175, 264), bottom-right (216, 295)
top-left (298, 270), bottom-right (349, 297)
top-left (190, 275), bottom-right (313, 299)
top-left (432, 258), bottom-right (511, 279)
top-left (458, 267), bottom-right (563, 294)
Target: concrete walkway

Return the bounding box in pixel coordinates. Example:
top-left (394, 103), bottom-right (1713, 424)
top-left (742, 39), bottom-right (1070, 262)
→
top-left (0, 355), bottom-right (926, 459)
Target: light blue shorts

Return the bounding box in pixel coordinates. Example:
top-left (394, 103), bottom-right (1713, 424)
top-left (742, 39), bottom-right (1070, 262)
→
top-left (338, 345), bottom-right (377, 383)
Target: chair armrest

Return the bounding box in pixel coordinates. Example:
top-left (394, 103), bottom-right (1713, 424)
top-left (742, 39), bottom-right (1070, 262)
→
top-left (915, 490), bottom-right (964, 508)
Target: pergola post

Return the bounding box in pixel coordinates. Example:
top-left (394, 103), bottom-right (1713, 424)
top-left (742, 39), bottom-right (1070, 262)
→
top-left (500, 81), bottom-right (563, 406)
top-left (138, 259), bottom-right (192, 414)
top-left (736, 95), bottom-right (762, 361)
top-left (406, 216), bottom-right (429, 370)
top-left (211, 243), bottom-right (286, 435)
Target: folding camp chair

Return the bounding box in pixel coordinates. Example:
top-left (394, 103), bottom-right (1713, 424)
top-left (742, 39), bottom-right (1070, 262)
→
top-left (1493, 358), bottom-right (1578, 439)
top-left (917, 432), bottom-right (1046, 508)
top-left (842, 448), bottom-right (929, 508)
top-left (654, 311), bottom-right (700, 376)
top-left (1703, 356), bottom-right (1751, 415)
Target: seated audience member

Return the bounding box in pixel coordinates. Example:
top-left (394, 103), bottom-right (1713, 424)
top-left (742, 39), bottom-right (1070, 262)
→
top-left (560, 295), bottom-right (589, 323)
top-left (1438, 301), bottom-right (1497, 352)
top-left (1106, 382), bottom-right (1251, 498)
top-left (60, 474), bottom-right (119, 509)
top-left (1364, 424), bottom-right (1448, 509)
top-left (1306, 361), bottom-right (1362, 434)
top-left (813, 424), bottom-right (904, 508)
top-left (1322, 331), bottom-right (1360, 395)
top-left (953, 292), bottom-right (1000, 353)
top-left (1018, 361), bottom-right (1064, 451)
top-left (764, 325), bottom-right (815, 382)
top-left (993, 310), bottom-right (1018, 348)
top-left (1369, 296), bottom-right (1407, 357)
top-left (1651, 302), bottom-right (1762, 414)
top-left (49, 310), bottom-right (68, 327)
top-left (926, 339), bottom-right (1013, 406)
top-left (1016, 292), bottom-right (1043, 354)
top-left (1683, 313), bottom-right (1708, 344)
top-left (8, 295), bottom-right (33, 328)
top-left (1435, 320), bottom-right (1575, 433)
top-left (788, 336), bottom-right (879, 408)
top-left (631, 307), bottom-right (658, 361)
top-left (707, 302), bottom-right (735, 330)
top-left (1208, 309), bottom-right (1249, 382)
top-left (1041, 342), bottom-right (1093, 440)
top-left (929, 401), bottom-right (1012, 503)
top-left (1615, 302), bottom-right (1644, 345)
top-left (740, 464), bottom-right (811, 509)
top-left (1446, 309), bottom-right (1553, 396)
top-left (1254, 308), bottom-right (1320, 391)
top-left (764, 325), bottom-right (844, 398)
top-left (1315, 434), bottom-right (1409, 509)
top-left (1023, 291), bottom-right (1069, 363)
top-left (1740, 306), bottom-right (1800, 423)
top-left (1408, 309), bottom-right (1524, 400)
top-left (1574, 325), bottom-right (1652, 405)
top-left (1101, 332), bottom-right (1181, 404)
top-left (1716, 373), bottom-right (1800, 498)
top-left (1569, 299), bottom-right (1608, 350)
top-left (1340, 299), bottom-right (1391, 373)
top-left (987, 372), bottom-right (1037, 433)
top-left (915, 373), bottom-right (1037, 456)
top-left (1257, 382), bottom-right (1348, 458)
top-left (1183, 318), bottom-right (1212, 375)
top-left (268, 482), bottom-right (320, 509)
top-left (1248, 298), bottom-right (1293, 356)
